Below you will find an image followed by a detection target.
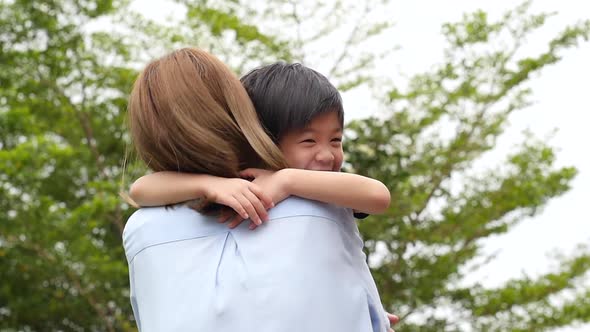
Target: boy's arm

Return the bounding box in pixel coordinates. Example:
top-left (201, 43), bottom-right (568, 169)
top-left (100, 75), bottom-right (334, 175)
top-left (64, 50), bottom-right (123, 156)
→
top-left (281, 169), bottom-right (390, 214)
top-left (129, 172), bottom-right (212, 207)
top-left (129, 171), bottom-right (273, 225)
top-left (240, 168), bottom-right (391, 215)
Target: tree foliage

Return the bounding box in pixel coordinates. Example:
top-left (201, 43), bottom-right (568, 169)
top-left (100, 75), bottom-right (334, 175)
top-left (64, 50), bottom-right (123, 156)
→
top-left (0, 0), bottom-right (292, 330)
top-left (345, 3), bottom-right (590, 331)
top-left (0, 0), bottom-right (588, 331)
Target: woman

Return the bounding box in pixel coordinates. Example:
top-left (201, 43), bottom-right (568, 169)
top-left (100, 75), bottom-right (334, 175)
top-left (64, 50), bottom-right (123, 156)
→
top-left (123, 48), bottom-right (395, 331)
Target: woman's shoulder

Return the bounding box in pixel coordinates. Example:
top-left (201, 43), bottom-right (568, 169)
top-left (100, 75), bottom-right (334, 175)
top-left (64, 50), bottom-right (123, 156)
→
top-left (125, 205), bottom-right (197, 231)
top-left (122, 205), bottom-right (226, 262)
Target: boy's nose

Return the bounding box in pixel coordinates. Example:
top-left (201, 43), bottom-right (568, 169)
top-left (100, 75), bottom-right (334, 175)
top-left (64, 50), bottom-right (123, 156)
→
top-left (315, 149), bottom-right (335, 163)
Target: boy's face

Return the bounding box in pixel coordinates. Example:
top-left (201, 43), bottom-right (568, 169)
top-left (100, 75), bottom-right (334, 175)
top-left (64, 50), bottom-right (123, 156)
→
top-left (278, 112), bottom-right (343, 172)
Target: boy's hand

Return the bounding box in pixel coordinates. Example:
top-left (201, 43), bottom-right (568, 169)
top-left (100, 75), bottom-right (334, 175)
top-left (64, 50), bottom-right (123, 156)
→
top-left (240, 168), bottom-right (291, 202)
top-left (204, 178), bottom-right (274, 226)
top-left (387, 312), bottom-right (400, 332)
top-left (220, 168), bottom-right (290, 230)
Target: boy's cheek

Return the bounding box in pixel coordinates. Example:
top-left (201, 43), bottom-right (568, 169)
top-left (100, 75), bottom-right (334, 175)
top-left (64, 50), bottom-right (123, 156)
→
top-left (333, 155), bottom-right (344, 172)
top-left (332, 161), bottom-right (343, 172)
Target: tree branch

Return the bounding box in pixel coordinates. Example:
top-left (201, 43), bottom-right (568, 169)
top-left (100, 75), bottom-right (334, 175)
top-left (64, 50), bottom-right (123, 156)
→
top-left (327, 1), bottom-right (370, 77)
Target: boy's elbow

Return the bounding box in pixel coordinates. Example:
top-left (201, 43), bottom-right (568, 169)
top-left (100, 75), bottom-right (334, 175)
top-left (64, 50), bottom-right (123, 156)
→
top-left (371, 184), bottom-right (391, 214)
top-left (129, 182), bottom-right (139, 200)
top-left (128, 181), bottom-right (145, 206)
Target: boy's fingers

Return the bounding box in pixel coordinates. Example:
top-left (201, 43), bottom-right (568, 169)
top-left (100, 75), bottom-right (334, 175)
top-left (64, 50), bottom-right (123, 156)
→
top-left (239, 168), bottom-right (261, 179)
top-left (217, 210), bottom-right (232, 223)
top-left (227, 214), bottom-right (245, 229)
top-left (217, 196), bottom-right (247, 220)
top-left (234, 194), bottom-right (257, 223)
top-left (248, 185), bottom-right (274, 210)
top-left (238, 169), bottom-right (253, 178)
top-left (387, 313), bottom-right (400, 325)
top-left (243, 190), bottom-right (267, 223)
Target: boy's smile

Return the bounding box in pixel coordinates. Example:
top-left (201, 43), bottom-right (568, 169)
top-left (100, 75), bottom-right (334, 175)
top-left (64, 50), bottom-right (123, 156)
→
top-left (278, 111), bottom-right (344, 172)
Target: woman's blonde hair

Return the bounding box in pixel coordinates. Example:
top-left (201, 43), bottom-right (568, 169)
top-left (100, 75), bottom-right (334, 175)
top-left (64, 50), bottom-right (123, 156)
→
top-left (128, 48), bottom-right (288, 180)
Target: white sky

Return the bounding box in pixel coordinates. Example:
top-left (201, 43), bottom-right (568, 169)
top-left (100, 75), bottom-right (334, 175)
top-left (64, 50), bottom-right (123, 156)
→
top-left (371, 2), bottom-right (589, 331)
top-left (130, 1), bottom-right (590, 330)
top-left (378, 0), bottom-right (590, 289)
top-left (366, 0), bottom-right (590, 281)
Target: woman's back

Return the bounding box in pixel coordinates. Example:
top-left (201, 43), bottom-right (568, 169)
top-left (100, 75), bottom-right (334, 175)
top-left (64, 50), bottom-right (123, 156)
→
top-left (124, 197), bottom-right (388, 332)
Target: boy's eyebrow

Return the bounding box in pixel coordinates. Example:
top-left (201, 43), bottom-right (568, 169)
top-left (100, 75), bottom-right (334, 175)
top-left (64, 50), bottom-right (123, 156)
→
top-left (301, 126), bottom-right (343, 134)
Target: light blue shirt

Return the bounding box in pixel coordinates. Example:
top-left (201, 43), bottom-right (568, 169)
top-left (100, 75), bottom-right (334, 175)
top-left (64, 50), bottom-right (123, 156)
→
top-left (123, 197), bottom-right (390, 332)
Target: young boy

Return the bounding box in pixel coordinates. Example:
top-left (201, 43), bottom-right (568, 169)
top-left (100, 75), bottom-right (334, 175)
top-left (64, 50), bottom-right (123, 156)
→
top-left (129, 62), bottom-right (389, 228)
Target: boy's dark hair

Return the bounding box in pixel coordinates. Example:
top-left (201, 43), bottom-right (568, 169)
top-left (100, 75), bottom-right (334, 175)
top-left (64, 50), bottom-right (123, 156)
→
top-left (240, 62), bottom-right (344, 142)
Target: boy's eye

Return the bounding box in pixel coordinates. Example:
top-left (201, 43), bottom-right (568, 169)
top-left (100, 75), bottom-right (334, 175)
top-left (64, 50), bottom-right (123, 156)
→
top-left (331, 138), bottom-right (342, 143)
top-left (301, 139), bottom-right (316, 143)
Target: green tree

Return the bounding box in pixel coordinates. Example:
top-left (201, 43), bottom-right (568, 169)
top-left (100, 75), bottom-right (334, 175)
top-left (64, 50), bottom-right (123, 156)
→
top-left (1, 0), bottom-right (588, 331)
top-left (0, 0), bottom-right (294, 330)
top-left (0, 1), bottom-right (139, 330)
top-left (345, 2), bottom-right (590, 331)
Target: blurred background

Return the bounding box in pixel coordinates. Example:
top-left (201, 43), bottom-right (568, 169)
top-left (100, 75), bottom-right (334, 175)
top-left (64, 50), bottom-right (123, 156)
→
top-left (1, 0), bottom-right (589, 331)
